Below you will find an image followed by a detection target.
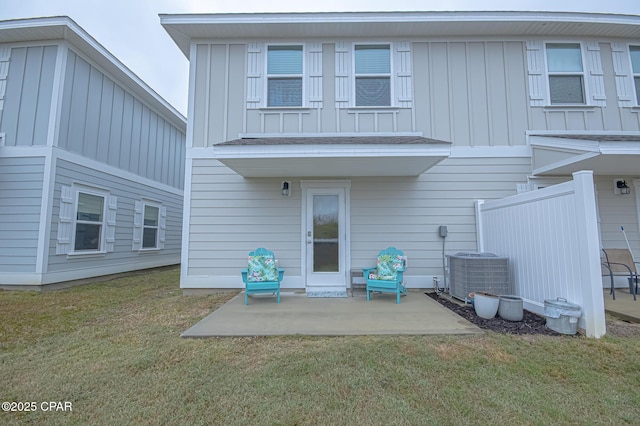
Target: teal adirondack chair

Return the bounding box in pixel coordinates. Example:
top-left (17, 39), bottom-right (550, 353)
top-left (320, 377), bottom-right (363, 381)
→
top-left (241, 248), bottom-right (284, 305)
top-left (363, 247), bottom-right (407, 304)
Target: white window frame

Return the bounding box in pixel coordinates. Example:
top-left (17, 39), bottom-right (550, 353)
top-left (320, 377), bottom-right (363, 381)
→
top-left (265, 43), bottom-right (305, 108)
top-left (141, 201), bottom-right (161, 250)
top-left (133, 199), bottom-right (166, 252)
top-left (352, 43), bottom-right (393, 108)
top-left (72, 186), bottom-right (108, 254)
top-left (544, 42), bottom-right (588, 106)
top-left (629, 45), bottom-right (640, 106)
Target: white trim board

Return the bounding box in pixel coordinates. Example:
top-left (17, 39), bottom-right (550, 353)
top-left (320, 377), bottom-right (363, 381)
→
top-left (449, 146), bottom-right (531, 158)
top-left (1, 146), bottom-right (184, 195)
top-left (55, 148), bottom-right (184, 196)
top-left (35, 153), bottom-right (57, 274)
top-left (0, 257), bottom-right (179, 286)
top-left (187, 144), bottom-right (529, 160)
top-left (189, 144), bottom-right (451, 159)
top-left (238, 132), bottom-right (424, 138)
top-left (180, 158), bottom-right (194, 283)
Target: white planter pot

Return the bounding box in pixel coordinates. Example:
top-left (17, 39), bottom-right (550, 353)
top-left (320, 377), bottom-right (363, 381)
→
top-left (498, 295), bottom-right (523, 321)
top-left (474, 292), bottom-right (500, 319)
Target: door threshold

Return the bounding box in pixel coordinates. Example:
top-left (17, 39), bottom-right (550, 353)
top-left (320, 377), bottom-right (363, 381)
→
top-left (306, 290), bottom-right (348, 298)
top-left (305, 286), bottom-right (349, 298)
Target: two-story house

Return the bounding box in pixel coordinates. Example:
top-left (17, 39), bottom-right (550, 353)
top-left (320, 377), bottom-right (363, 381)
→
top-left (0, 17), bottom-right (186, 289)
top-left (161, 11), bottom-right (640, 294)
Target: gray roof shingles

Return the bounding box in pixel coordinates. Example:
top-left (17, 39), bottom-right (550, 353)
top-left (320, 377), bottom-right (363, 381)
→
top-left (218, 136), bottom-right (452, 146)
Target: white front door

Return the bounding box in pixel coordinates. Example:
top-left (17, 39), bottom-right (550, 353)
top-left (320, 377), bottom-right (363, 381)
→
top-left (302, 182), bottom-right (350, 291)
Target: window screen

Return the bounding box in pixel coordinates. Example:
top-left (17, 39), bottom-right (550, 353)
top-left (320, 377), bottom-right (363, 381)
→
top-left (267, 45), bottom-right (303, 107)
top-left (143, 205), bottom-right (159, 249)
top-left (631, 46), bottom-right (640, 104)
top-left (75, 192), bottom-right (104, 251)
top-left (355, 45), bottom-right (391, 107)
top-left (546, 43), bottom-right (585, 104)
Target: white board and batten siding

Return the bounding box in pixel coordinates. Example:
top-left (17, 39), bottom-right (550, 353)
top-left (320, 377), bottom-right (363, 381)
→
top-left (0, 45), bottom-right (58, 147)
top-left (192, 38), bottom-right (640, 148)
top-left (192, 41), bottom-right (417, 143)
top-left (191, 40), bottom-right (532, 146)
top-left (58, 50), bottom-right (185, 190)
top-left (0, 157), bottom-right (45, 274)
top-left (412, 41), bottom-right (529, 147)
top-left (527, 41), bottom-right (640, 133)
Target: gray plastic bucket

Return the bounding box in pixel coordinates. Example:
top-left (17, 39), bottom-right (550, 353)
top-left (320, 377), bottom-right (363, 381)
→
top-left (498, 295), bottom-right (523, 321)
top-left (544, 298), bottom-right (581, 335)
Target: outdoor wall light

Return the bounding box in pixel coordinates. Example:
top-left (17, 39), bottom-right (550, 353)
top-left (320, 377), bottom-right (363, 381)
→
top-left (281, 181), bottom-right (291, 197)
top-left (614, 178), bottom-right (631, 195)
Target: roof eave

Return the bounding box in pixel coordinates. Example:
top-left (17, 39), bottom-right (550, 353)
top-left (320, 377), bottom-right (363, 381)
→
top-left (0, 16), bottom-right (186, 132)
top-left (160, 10), bottom-right (640, 59)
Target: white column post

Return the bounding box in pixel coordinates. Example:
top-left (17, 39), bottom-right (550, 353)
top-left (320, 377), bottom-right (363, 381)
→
top-left (573, 170), bottom-right (606, 338)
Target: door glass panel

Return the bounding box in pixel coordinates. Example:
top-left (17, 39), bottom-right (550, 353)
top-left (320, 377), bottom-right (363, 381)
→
top-left (313, 195), bottom-right (339, 272)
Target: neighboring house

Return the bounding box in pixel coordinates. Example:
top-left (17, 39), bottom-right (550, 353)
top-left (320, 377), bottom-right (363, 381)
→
top-left (160, 11), bottom-right (640, 293)
top-left (0, 17), bottom-right (186, 289)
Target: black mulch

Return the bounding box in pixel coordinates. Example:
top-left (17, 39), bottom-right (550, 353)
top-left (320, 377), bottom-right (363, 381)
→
top-left (426, 292), bottom-right (565, 336)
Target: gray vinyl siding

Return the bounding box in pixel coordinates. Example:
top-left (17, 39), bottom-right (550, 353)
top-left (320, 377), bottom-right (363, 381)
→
top-left (350, 157), bottom-right (531, 277)
top-left (0, 45), bottom-right (57, 146)
top-left (48, 159), bottom-right (182, 274)
top-left (188, 158), bottom-right (301, 276)
top-left (596, 176), bottom-right (640, 256)
top-left (187, 157), bottom-right (530, 280)
top-left (0, 156), bottom-right (45, 273)
top-left (58, 50), bottom-right (185, 189)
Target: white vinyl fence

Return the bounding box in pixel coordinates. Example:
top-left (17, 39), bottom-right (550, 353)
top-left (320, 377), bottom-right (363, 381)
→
top-left (476, 171), bottom-right (605, 338)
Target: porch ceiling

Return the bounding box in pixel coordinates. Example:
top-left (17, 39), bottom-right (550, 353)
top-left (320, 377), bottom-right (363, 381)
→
top-left (530, 134), bottom-right (640, 176)
top-left (212, 136), bottom-right (451, 177)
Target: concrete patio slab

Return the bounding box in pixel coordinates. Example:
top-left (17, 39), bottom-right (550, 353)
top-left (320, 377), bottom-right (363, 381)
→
top-left (604, 289), bottom-right (640, 323)
top-left (182, 290), bottom-right (482, 337)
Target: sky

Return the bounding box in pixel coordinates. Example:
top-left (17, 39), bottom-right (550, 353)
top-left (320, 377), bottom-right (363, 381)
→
top-left (1, 0), bottom-right (639, 117)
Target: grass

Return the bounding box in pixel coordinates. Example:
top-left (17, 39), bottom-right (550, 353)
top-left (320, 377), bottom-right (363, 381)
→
top-left (1, 268), bottom-right (640, 425)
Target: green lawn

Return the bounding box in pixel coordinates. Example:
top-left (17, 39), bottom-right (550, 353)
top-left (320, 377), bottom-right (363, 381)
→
top-left (1, 268), bottom-right (640, 425)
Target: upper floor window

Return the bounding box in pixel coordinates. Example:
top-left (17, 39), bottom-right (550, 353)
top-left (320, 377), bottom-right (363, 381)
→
top-left (546, 43), bottom-right (585, 105)
top-left (267, 45), bottom-right (303, 107)
top-left (75, 191), bottom-right (106, 252)
top-left (354, 44), bottom-right (391, 107)
top-left (630, 46), bottom-right (640, 105)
